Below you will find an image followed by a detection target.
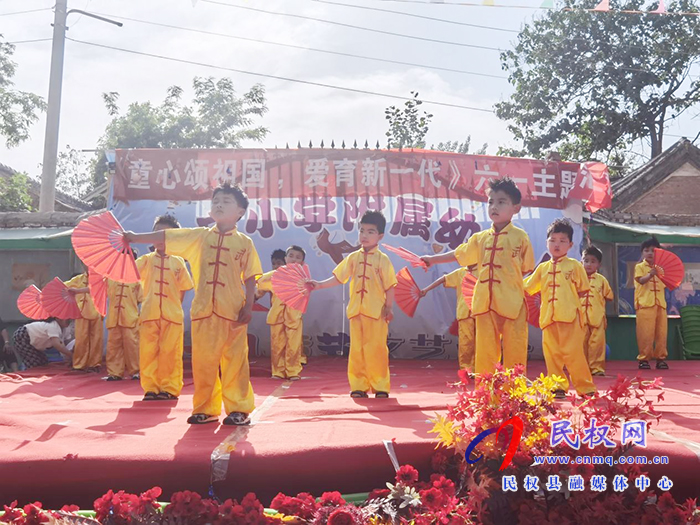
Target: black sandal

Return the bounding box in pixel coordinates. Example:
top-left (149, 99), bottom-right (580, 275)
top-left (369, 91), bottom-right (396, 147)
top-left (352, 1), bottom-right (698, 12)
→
top-left (655, 360), bottom-right (669, 370)
top-left (375, 391), bottom-right (389, 398)
top-left (223, 412), bottom-right (250, 426)
top-left (639, 360), bottom-right (651, 369)
top-left (350, 390), bottom-right (368, 398)
top-left (553, 389), bottom-right (567, 400)
top-left (143, 391), bottom-right (158, 401)
top-left (156, 392), bottom-right (178, 400)
top-left (187, 413), bottom-right (218, 425)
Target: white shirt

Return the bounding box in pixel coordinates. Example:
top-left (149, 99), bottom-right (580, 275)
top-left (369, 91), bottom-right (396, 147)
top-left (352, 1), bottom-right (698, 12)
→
top-left (25, 321), bottom-right (63, 351)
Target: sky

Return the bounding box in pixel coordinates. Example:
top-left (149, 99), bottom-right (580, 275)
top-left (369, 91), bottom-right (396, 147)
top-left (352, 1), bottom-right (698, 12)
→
top-left (1, 0), bottom-right (697, 179)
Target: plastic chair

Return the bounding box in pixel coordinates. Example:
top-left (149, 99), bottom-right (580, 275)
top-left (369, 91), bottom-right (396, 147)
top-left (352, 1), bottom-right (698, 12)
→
top-left (678, 305), bottom-right (700, 359)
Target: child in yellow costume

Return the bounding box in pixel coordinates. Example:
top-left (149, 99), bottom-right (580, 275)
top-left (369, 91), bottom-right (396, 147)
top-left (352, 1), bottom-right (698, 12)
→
top-left (311, 211), bottom-right (397, 398)
top-left (124, 183), bottom-right (262, 425)
top-left (581, 245), bottom-right (614, 376)
top-left (421, 178), bottom-right (534, 375)
top-left (137, 214), bottom-right (194, 401)
top-left (105, 275), bottom-right (143, 381)
top-left (420, 267), bottom-right (476, 371)
top-left (634, 237), bottom-right (669, 370)
top-left (65, 270), bottom-right (104, 372)
top-left (256, 246), bottom-right (307, 380)
top-left (524, 219), bottom-right (596, 398)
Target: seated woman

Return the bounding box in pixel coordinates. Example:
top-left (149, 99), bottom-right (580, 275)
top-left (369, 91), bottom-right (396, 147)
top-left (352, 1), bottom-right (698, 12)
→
top-left (13, 318), bottom-right (72, 369)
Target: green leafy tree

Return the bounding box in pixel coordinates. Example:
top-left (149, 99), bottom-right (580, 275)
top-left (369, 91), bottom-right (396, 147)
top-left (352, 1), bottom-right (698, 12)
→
top-left (56, 145), bottom-right (95, 201)
top-left (385, 92), bottom-right (433, 149)
top-left (91, 76), bottom-right (268, 188)
top-left (495, 0), bottom-right (700, 164)
top-left (433, 136), bottom-right (488, 155)
top-left (0, 36), bottom-right (46, 147)
top-left (0, 172), bottom-right (33, 211)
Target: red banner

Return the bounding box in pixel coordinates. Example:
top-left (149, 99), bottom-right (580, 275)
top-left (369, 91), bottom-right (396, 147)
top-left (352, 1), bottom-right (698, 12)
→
top-left (113, 148), bottom-right (609, 210)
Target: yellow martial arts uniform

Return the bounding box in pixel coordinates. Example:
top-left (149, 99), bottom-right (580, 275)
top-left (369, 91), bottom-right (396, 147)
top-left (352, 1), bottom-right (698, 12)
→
top-left (166, 226), bottom-right (262, 416)
top-left (455, 222), bottom-right (534, 374)
top-left (105, 280), bottom-right (142, 377)
top-left (634, 261), bottom-right (668, 361)
top-left (443, 268), bottom-right (475, 371)
top-left (580, 272), bottom-right (613, 374)
top-left (257, 270), bottom-right (303, 379)
top-left (333, 247), bottom-right (397, 393)
top-left (137, 252), bottom-right (194, 396)
top-left (524, 257), bottom-right (596, 395)
top-left (65, 273), bottom-right (104, 370)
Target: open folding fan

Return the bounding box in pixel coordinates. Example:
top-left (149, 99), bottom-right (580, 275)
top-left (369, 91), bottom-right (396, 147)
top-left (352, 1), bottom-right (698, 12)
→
top-left (17, 285), bottom-right (49, 320)
top-left (383, 244), bottom-right (428, 271)
top-left (448, 318), bottom-right (459, 336)
top-left (88, 272), bottom-right (108, 317)
top-left (41, 277), bottom-right (82, 319)
top-left (71, 211), bottom-right (140, 283)
top-left (460, 272), bottom-right (478, 309)
top-left (524, 292), bottom-right (541, 328)
top-left (271, 263), bottom-right (312, 313)
top-left (396, 267), bottom-right (421, 317)
top-left (654, 248), bottom-right (684, 291)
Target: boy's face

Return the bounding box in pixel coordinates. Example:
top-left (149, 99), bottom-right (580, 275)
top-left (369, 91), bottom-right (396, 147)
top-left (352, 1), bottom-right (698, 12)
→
top-left (642, 246), bottom-right (655, 263)
top-left (285, 249), bottom-right (305, 266)
top-left (359, 223), bottom-right (383, 249)
top-left (487, 189), bottom-right (520, 225)
top-left (210, 192), bottom-right (245, 225)
top-left (582, 255), bottom-right (600, 275)
top-left (153, 223), bottom-right (171, 252)
top-left (547, 232), bottom-right (573, 258)
top-left (271, 258), bottom-right (285, 271)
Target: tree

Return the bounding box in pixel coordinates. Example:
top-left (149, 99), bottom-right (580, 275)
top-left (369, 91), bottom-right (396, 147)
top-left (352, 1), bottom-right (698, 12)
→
top-left (0, 36), bottom-right (46, 147)
top-left (56, 146), bottom-right (93, 200)
top-left (432, 136), bottom-right (488, 155)
top-left (0, 172), bottom-right (33, 211)
top-left (90, 77), bottom-right (269, 189)
top-left (495, 0), bottom-right (700, 164)
top-left (385, 92), bottom-right (433, 149)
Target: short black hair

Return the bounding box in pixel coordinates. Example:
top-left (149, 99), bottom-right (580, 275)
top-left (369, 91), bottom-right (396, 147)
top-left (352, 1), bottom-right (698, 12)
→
top-left (360, 210), bottom-right (386, 234)
top-left (583, 245), bottom-right (603, 263)
top-left (131, 248), bottom-right (139, 259)
top-left (286, 245), bottom-right (306, 260)
top-left (641, 237), bottom-right (661, 251)
top-left (546, 218), bottom-right (574, 242)
top-left (212, 182), bottom-right (249, 210)
top-left (488, 177), bottom-right (522, 205)
top-left (271, 249), bottom-right (286, 262)
top-left (154, 213), bottom-right (180, 229)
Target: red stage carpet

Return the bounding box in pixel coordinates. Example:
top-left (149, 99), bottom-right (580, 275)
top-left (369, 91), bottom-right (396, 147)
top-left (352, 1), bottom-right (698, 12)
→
top-left (1, 358), bottom-right (699, 508)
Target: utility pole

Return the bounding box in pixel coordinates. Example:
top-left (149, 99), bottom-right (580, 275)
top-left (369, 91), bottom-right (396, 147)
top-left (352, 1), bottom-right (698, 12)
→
top-left (38, 3), bottom-right (122, 212)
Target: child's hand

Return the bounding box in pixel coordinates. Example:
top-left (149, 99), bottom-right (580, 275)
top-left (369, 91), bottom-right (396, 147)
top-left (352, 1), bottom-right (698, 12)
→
top-left (421, 255), bottom-right (434, 268)
top-left (66, 288), bottom-right (79, 296)
top-left (122, 231), bottom-right (135, 243)
top-left (238, 305), bottom-right (253, 324)
top-left (254, 289), bottom-right (266, 300)
top-left (419, 289), bottom-right (428, 298)
top-left (649, 267), bottom-right (658, 277)
top-left (383, 304), bottom-right (394, 322)
top-left (307, 280), bottom-right (319, 290)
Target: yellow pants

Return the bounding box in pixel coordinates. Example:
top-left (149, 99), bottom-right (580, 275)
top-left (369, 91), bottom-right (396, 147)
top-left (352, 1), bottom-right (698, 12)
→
top-left (191, 315), bottom-right (255, 416)
top-left (72, 317), bottom-right (104, 370)
top-left (106, 326), bottom-right (139, 377)
top-left (348, 315), bottom-right (390, 393)
top-left (458, 318), bottom-right (476, 371)
top-left (474, 304), bottom-right (528, 374)
top-left (584, 323), bottom-right (606, 374)
top-left (542, 319), bottom-right (596, 395)
top-left (140, 320), bottom-right (184, 396)
top-left (636, 306), bottom-right (668, 361)
top-left (270, 322), bottom-right (303, 379)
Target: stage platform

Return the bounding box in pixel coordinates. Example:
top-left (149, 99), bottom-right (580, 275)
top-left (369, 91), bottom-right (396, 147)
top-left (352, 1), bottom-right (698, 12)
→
top-left (1, 358), bottom-right (699, 508)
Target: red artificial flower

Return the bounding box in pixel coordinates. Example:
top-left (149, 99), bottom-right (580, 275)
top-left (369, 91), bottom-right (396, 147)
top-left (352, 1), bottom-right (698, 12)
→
top-left (2, 501), bottom-right (24, 522)
top-left (21, 503), bottom-right (50, 525)
top-left (327, 508), bottom-right (357, 525)
top-left (431, 450), bottom-right (449, 473)
top-left (430, 474), bottom-right (456, 498)
top-left (60, 504), bottom-right (80, 513)
top-left (419, 487), bottom-right (445, 511)
top-left (457, 369), bottom-right (471, 384)
top-left (319, 491), bottom-right (346, 507)
top-left (270, 492), bottom-right (317, 520)
top-left (396, 465), bottom-right (419, 486)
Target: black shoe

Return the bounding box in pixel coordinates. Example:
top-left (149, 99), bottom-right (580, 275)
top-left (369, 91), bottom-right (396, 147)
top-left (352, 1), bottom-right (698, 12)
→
top-left (103, 375), bottom-right (122, 381)
top-left (375, 391), bottom-right (389, 398)
top-left (655, 360), bottom-right (669, 370)
top-left (638, 360), bottom-right (651, 369)
top-left (553, 389), bottom-right (567, 400)
top-left (350, 390), bottom-right (368, 398)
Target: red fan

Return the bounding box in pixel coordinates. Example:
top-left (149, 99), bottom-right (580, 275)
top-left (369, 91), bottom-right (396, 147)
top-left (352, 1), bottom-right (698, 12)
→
top-left (461, 272), bottom-right (478, 308)
top-left (71, 211), bottom-right (140, 283)
top-left (17, 285), bottom-right (49, 320)
top-left (271, 263), bottom-right (312, 313)
top-left (448, 318), bottom-right (459, 336)
top-left (383, 244), bottom-right (428, 271)
top-left (396, 267), bottom-right (421, 317)
top-left (524, 292), bottom-right (541, 328)
top-left (41, 278), bottom-right (82, 319)
top-left (654, 248), bottom-right (684, 291)
top-left (89, 272), bottom-right (108, 317)
top-left (253, 302), bottom-right (269, 312)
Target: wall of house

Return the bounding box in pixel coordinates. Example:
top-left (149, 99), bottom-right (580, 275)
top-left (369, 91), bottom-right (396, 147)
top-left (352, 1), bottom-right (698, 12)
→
top-left (624, 162), bottom-right (700, 214)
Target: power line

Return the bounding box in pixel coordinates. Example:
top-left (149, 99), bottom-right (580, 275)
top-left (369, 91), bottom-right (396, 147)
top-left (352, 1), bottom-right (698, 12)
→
top-left (200, 0), bottom-right (503, 51)
top-left (65, 36), bottom-right (495, 113)
top-left (7, 38), bottom-right (51, 44)
top-left (309, 0), bottom-right (519, 33)
top-left (91, 11), bottom-right (507, 79)
top-left (0, 7), bottom-right (51, 16)
top-left (377, 0), bottom-right (549, 9)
